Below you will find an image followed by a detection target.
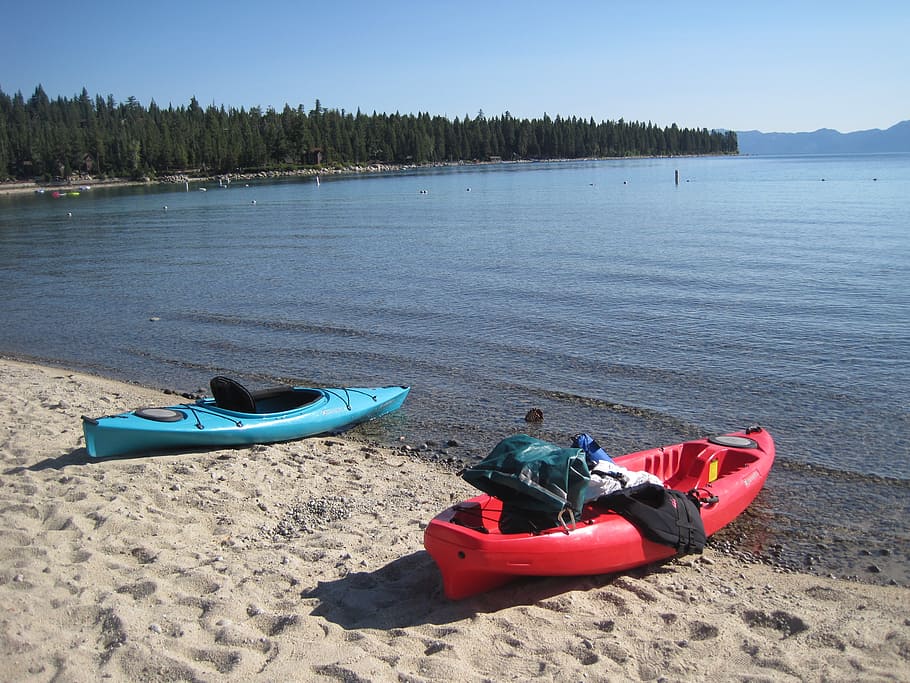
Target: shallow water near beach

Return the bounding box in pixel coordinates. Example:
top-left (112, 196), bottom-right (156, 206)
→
top-left (1, 155), bottom-right (908, 585)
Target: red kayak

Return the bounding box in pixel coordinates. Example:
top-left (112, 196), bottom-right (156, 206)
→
top-left (424, 427), bottom-right (774, 599)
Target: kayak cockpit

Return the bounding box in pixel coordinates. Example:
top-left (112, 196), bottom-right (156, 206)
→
top-left (247, 386), bottom-right (324, 413)
top-left (209, 376), bottom-right (323, 414)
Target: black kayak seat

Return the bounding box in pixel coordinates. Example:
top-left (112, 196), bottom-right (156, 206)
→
top-left (210, 376), bottom-right (323, 414)
top-left (210, 376), bottom-right (256, 413)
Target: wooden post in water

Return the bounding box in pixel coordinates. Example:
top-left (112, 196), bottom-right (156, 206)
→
top-left (675, 169), bottom-right (679, 185)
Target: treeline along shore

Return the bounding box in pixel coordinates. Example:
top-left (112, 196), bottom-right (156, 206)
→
top-left (0, 85), bottom-right (737, 183)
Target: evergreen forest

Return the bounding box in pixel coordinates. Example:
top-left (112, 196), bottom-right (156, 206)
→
top-left (0, 86), bottom-right (738, 181)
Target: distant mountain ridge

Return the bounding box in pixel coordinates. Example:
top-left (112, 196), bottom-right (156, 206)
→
top-left (736, 120), bottom-right (910, 155)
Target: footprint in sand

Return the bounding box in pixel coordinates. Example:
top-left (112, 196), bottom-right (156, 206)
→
top-left (742, 609), bottom-right (810, 637)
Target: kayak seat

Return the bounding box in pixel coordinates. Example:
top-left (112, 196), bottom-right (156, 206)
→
top-left (211, 376), bottom-right (324, 414)
top-left (211, 376), bottom-right (256, 413)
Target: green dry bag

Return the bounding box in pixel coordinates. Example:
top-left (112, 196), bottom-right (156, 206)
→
top-left (461, 434), bottom-right (591, 533)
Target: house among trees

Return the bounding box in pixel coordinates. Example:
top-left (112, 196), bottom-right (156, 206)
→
top-left (306, 148), bottom-right (323, 166)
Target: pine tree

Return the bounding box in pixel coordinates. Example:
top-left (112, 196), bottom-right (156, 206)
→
top-left (0, 86), bottom-right (738, 180)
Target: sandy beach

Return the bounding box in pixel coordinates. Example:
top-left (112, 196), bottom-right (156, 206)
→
top-left (0, 179), bottom-right (150, 196)
top-left (1, 357), bottom-right (908, 682)
top-left (0, 163), bottom-right (456, 197)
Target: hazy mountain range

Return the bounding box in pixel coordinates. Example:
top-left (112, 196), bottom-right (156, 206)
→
top-left (736, 120), bottom-right (910, 155)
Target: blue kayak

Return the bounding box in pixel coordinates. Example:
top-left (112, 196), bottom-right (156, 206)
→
top-left (82, 375), bottom-right (410, 458)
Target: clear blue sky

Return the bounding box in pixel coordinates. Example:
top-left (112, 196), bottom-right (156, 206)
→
top-left (2, 1), bottom-right (907, 133)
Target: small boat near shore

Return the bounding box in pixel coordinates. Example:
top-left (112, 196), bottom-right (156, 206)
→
top-left (424, 427), bottom-right (774, 599)
top-left (82, 376), bottom-right (410, 458)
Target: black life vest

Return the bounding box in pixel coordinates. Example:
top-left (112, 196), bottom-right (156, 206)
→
top-left (598, 483), bottom-right (706, 554)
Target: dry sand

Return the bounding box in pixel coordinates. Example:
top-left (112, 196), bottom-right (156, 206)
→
top-left (1, 357), bottom-right (908, 682)
top-left (0, 180), bottom-right (147, 196)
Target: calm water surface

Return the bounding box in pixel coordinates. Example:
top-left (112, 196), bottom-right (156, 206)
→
top-left (2, 155), bottom-right (908, 584)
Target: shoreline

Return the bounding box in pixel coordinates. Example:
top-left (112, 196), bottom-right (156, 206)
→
top-left (0, 161), bottom-right (497, 196)
top-left (1, 356), bottom-right (908, 681)
top-left (4, 351), bottom-right (907, 590)
top-left (0, 154), bottom-right (722, 196)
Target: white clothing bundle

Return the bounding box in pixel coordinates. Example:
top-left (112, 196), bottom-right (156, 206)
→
top-left (583, 461), bottom-right (664, 502)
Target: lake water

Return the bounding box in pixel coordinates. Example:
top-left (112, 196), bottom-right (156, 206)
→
top-left (2, 155), bottom-right (908, 585)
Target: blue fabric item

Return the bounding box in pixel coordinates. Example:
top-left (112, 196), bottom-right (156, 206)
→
top-left (572, 433), bottom-right (614, 464)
